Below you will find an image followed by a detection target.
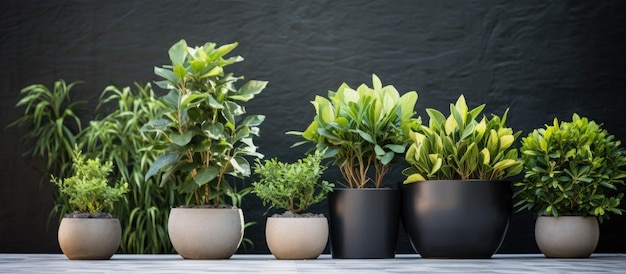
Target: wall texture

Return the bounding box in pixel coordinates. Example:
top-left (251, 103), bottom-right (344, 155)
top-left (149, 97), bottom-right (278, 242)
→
top-left (1, 0), bottom-right (625, 254)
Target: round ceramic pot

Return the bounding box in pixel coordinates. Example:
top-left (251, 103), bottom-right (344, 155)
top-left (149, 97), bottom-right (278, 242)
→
top-left (329, 188), bottom-right (400, 259)
top-left (168, 207), bottom-right (244, 259)
top-left (58, 217), bottom-right (121, 260)
top-left (402, 180), bottom-right (512, 259)
top-left (535, 216), bottom-right (599, 258)
top-left (265, 216), bottom-right (328, 259)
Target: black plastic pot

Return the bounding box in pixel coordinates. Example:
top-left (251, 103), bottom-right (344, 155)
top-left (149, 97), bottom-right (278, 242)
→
top-left (401, 180), bottom-right (512, 259)
top-left (328, 188), bottom-right (400, 259)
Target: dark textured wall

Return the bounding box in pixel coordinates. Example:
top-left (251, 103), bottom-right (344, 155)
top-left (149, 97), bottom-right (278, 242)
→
top-left (1, 0), bottom-right (625, 254)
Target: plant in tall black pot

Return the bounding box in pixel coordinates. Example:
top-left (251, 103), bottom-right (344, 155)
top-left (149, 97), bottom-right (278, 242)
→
top-left (289, 74), bottom-right (420, 258)
top-left (402, 95), bottom-right (523, 259)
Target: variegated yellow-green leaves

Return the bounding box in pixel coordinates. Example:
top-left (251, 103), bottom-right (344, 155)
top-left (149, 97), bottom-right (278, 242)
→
top-left (514, 114), bottom-right (626, 222)
top-left (142, 39), bottom-right (267, 205)
top-left (402, 95), bottom-right (522, 183)
top-left (290, 74), bottom-right (420, 188)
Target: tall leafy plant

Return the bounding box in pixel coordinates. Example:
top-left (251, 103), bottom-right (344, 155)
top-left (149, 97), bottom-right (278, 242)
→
top-left (514, 114), bottom-right (626, 222)
top-left (402, 95), bottom-right (523, 183)
top-left (80, 83), bottom-right (184, 253)
top-left (290, 74), bottom-right (419, 188)
top-left (142, 39), bottom-right (267, 206)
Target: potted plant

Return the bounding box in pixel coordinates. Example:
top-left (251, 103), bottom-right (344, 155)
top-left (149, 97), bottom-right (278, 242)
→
top-left (52, 147), bottom-right (128, 260)
top-left (402, 94), bottom-right (523, 258)
top-left (142, 39), bottom-right (267, 259)
top-left (290, 74), bottom-right (419, 258)
top-left (514, 114), bottom-right (626, 258)
top-left (252, 152), bottom-right (334, 259)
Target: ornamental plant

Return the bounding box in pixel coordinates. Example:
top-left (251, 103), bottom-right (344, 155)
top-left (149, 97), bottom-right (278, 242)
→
top-left (252, 152), bottom-right (334, 214)
top-left (80, 83), bottom-right (185, 253)
top-left (50, 147), bottom-right (128, 216)
top-left (290, 74), bottom-right (420, 188)
top-left (402, 95), bottom-right (522, 183)
top-left (142, 39), bottom-right (267, 206)
top-left (514, 114), bottom-right (626, 222)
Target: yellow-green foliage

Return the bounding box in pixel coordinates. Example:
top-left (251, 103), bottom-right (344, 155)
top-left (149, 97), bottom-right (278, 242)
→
top-left (403, 95), bottom-right (522, 183)
top-left (290, 74), bottom-right (420, 188)
top-left (515, 114), bottom-right (626, 221)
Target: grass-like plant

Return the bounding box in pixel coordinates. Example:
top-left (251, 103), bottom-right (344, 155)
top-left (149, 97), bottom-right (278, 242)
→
top-left (290, 74), bottom-right (419, 188)
top-left (50, 147), bottom-right (128, 217)
top-left (402, 95), bottom-right (523, 183)
top-left (514, 114), bottom-right (626, 222)
top-left (7, 79), bottom-right (86, 180)
top-left (252, 152), bottom-right (334, 214)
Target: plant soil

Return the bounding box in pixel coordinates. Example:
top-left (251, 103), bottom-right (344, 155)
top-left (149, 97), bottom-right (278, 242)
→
top-left (272, 211), bottom-right (325, 218)
top-left (177, 204), bottom-right (238, 209)
top-left (64, 211), bottom-right (115, 218)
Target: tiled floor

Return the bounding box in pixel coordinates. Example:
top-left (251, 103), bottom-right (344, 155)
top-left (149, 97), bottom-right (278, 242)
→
top-left (1, 253), bottom-right (625, 273)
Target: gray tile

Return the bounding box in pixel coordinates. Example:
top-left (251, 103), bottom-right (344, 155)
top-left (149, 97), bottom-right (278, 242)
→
top-left (0, 254), bottom-right (624, 273)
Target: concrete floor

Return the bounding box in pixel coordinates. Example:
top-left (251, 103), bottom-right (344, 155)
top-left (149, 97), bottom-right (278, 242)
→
top-left (1, 253), bottom-right (625, 273)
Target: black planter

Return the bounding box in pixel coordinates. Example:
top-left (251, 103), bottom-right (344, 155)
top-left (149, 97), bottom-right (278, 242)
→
top-left (401, 180), bottom-right (512, 259)
top-left (329, 188), bottom-right (400, 259)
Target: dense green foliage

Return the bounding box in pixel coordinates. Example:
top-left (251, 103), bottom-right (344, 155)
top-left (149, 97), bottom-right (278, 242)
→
top-left (143, 39), bottom-right (266, 205)
top-left (402, 95), bottom-right (522, 183)
top-left (290, 74), bottom-right (419, 188)
top-left (252, 153), bottom-right (334, 214)
top-left (50, 148), bottom-right (128, 214)
top-left (514, 114), bottom-right (626, 221)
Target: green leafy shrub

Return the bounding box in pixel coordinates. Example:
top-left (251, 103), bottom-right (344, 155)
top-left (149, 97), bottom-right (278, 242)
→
top-left (514, 114), bottom-right (626, 221)
top-left (402, 94), bottom-right (522, 183)
top-left (252, 152), bottom-right (334, 214)
top-left (290, 74), bottom-right (419, 188)
top-left (51, 148), bottom-right (128, 215)
top-left (142, 39), bottom-right (267, 206)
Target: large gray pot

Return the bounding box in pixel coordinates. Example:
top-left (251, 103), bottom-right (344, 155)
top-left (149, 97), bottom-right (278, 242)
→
top-left (535, 216), bottom-right (599, 258)
top-left (58, 217), bottom-right (121, 260)
top-left (168, 207), bottom-right (244, 259)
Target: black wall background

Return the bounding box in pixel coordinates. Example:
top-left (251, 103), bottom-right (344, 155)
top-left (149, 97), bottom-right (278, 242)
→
top-left (1, 0), bottom-right (625, 254)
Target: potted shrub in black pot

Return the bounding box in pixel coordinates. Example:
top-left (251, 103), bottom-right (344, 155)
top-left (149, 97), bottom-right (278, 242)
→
top-left (515, 114), bottom-right (626, 258)
top-left (142, 39), bottom-right (267, 259)
top-left (290, 74), bottom-right (420, 258)
top-left (252, 152), bottom-right (334, 259)
top-left (52, 147), bottom-right (128, 260)
top-left (402, 95), bottom-right (523, 259)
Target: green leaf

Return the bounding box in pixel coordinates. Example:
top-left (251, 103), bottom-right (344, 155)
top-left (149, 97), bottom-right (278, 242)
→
top-left (146, 152), bottom-right (180, 180)
top-left (230, 80), bottom-right (267, 102)
top-left (356, 130), bottom-right (375, 144)
top-left (203, 123), bottom-right (224, 139)
top-left (168, 39), bottom-right (188, 65)
top-left (154, 67), bottom-right (179, 84)
top-left (241, 115), bottom-right (265, 127)
top-left (170, 131), bottom-right (194, 146)
top-left (194, 166), bottom-right (219, 186)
